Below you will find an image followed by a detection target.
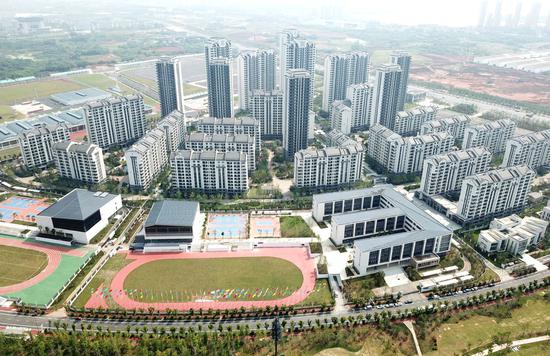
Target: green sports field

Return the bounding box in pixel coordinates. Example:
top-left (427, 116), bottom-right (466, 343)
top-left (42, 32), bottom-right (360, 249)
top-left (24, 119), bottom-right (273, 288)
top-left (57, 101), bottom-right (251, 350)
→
top-left (0, 245), bottom-right (48, 287)
top-left (123, 257), bottom-right (303, 302)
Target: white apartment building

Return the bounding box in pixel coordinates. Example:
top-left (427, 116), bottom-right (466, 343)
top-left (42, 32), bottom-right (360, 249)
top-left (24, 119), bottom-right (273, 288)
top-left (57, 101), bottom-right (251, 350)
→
top-left (18, 123), bottom-right (70, 168)
top-left (125, 114), bottom-right (185, 190)
top-left (502, 129), bottom-right (550, 169)
top-left (195, 117), bottom-right (261, 153)
top-left (462, 119), bottom-right (516, 153)
top-left (477, 214), bottom-right (549, 255)
top-left (293, 143), bottom-right (364, 189)
top-left (250, 90), bottom-right (283, 139)
top-left (171, 150), bottom-right (249, 195)
top-left (420, 115), bottom-right (469, 140)
top-left (393, 106), bottom-right (437, 136)
top-left (420, 147), bottom-right (492, 196)
top-left (183, 132), bottom-right (256, 171)
top-left (326, 129), bottom-right (359, 148)
top-left (346, 83), bottom-right (374, 130)
top-left (367, 124), bottom-right (454, 174)
top-left (456, 165), bottom-right (535, 225)
top-left (541, 200), bottom-right (550, 221)
top-left (330, 100), bottom-right (353, 134)
top-left (52, 141), bottom-right (107, 184)
top-left (237, 50), bottom-right (276, 111)
top-left (84, 95), bottom-right (146, 149)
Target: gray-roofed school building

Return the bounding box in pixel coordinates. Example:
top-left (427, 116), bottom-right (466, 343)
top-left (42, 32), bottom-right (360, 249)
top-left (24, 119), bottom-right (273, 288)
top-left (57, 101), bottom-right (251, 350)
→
top-left (35, 189), bottom-right (122, 245)
top-left (136, 200), bottom-right (202, 252)
top-left (50, 88), bottom-right (112, 106)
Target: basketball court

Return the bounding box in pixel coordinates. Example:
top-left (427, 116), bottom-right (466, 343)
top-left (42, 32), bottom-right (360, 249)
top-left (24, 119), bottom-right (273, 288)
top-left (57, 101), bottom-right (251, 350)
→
top-left (205, 213), bottom-right (248, 239)
top-left (250, 216), bottom-right (281, 238)
top-left (0, 196), bottom-right (50, 223)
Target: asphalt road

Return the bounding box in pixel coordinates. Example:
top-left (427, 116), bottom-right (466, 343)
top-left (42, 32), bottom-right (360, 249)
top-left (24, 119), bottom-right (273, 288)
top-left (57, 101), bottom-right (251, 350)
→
top-left (1, 269), bottom-right (548, 333)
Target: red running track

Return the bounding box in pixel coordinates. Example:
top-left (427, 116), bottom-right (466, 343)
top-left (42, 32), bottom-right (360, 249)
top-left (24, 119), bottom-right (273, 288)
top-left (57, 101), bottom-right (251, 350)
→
top-left (0, 238), bottom-right (61, 294)
top-left (105, 248), bottom-right (316, 311)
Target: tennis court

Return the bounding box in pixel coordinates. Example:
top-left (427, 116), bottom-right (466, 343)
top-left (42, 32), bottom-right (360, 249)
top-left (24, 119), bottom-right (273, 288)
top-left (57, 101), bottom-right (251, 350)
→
top-left (250, 216), bottom-right (281, 238)
top-left (206, 213), bottom-right (248, 239)
top-left (0, 196), bottom-right (49, 223)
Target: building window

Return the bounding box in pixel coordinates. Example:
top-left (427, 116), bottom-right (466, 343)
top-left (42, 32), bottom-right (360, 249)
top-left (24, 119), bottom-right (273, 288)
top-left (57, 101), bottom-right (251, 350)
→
top-left (353, 198), bottom-right (362, 210)
top-left (344, 224), bottom-right (354, 238)
top-left (386, 217), bottom-right (395, 231)
top-left (425, 238), bottom-right (435, 254)
top-left (376, 219), bottom-right (386, 232)
top-left (396, 215), bottom-right (405, 229)
top-left (402, 243), bottom-right (413, 258)
top-left (372, 195), bottom-right (381, 207)
top-left (363, 196), bottom-right (372, 209)
top-left (414, 240), bottom-right (425, 256)
top-left (334, 201), bottom-right (343, 214)
top-left (368, 250), bottom-right (379, 266)
top-left (365, 221), bottom-right (375, 234)
top-left (380, 248), bottom-right (391, 263)
top-left (391, 245), bottom-right (402, 261)
top-left (355, 222), bottom-right (365, 236)
top-left (323, 203), bottom-right (333, 216)
top-left (344, 199), bottom-right (353, 212)
top-left (439, 234), bottom-right (451, 252)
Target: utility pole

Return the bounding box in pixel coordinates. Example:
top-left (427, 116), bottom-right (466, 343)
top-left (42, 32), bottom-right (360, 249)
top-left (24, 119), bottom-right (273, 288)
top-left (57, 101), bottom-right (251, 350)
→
top-left (272, 316), bottom-right (282, 356)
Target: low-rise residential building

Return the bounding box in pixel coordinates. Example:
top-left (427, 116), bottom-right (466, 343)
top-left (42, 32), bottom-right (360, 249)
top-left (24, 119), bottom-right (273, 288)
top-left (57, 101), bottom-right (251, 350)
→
top-left (455, 165), bottom-right (535, 226)
top-left (294, 143), bottom-right (364, 190)
top-left (250, 90), bottom-right (283, 139)
top-left (36, 189), bottom-right (122, 245)
top-left (393, 106), bottom-right (437, 136)
top-left (477, 215), bottom-right (549, 255)
top-left (420, 115), bottom-right (469, 141)
top-left (330, 100), bottom-right (353, 134)
top-left (502, 129), bottom-right (550, 170)
top-left (315, 185), bottom-right (453, 275)
top-left (462, 119), bottom-right (516, 153)
top-left (420, 147), bottom-right (492, 196)
top-left (367, 124), bottom-right (454, 174)
top-left (52, 141), bottom-right (106, 184)
top-left (195, 117), bottom-right (261, 152)
top-left (171, 150), bottom-right (249, 196)
top-left (18, 123), bottom-right (70, 168)
top-left (183, 132), bottom-right (256, 171)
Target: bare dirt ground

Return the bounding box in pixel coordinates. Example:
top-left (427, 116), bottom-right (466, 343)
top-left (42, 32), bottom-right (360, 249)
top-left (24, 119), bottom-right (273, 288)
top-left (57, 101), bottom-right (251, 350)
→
top-left (411, 54), bottom-right (550, 105)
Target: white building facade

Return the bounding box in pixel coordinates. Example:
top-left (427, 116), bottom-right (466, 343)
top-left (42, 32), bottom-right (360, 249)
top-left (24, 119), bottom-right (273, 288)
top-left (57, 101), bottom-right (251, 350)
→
top-left (52, 141), bottom-right (107, 184)
top-left (393, 106), bottom-right (437, 136)
top-left (502, 129), bottom-right (550, 170)
top-left (462, 119), bottom-right (516, 153)
top-left (250, 90), bottom-right (283, 139)
top-left (18, 124), bottom-right (70, 168)
top-left (420, 115), bottom-right (469, 141)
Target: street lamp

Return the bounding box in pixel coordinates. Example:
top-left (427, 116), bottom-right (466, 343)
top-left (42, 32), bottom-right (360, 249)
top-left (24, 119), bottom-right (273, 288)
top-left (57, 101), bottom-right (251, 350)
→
top-left (272, 316), bottom-right (282, 356)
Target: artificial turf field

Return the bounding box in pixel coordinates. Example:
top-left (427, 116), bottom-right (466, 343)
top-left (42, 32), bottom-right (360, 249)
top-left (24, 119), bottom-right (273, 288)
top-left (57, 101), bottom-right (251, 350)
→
top-left (0, 245), bottom-right (48, 287)
top-left (122, 256), bottom-right (304, 303)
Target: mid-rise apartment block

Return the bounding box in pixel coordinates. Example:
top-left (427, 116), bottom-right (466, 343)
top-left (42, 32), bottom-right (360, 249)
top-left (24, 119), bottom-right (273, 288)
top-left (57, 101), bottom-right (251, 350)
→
top-left (84, 95), bottom-right (146, 149)
top-left (393, 106), bottom-right (437, 136)
top-left (52, 141), bottom-right (106, 184)
top-left (367, 124), bottom-right (454, 174)
top-left (250, 90), bottom-right (283, 139)
top-left (171, 150), bottom-right (249, 195)
top-left (502, 129), bottom-right (550, 170)
top-left (195, 116), bottom-right (261, 152)
top-left (18, 124), bottom-right (70, 168)
top-left (331, 100), bottom-right (353, 134)
top-left (346, 83), bottom-right (374, 130)
top-left (462, 119), bottom-right (516, 153)
top-left (420, 115), bottom-right (469, 141)
top-left (237, 49), bottom-right (276, 111)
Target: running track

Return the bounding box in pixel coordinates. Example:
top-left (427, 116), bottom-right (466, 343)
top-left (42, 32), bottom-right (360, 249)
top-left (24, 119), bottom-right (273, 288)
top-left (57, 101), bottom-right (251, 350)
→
top-left (93, 248), bottom-right (316, 311)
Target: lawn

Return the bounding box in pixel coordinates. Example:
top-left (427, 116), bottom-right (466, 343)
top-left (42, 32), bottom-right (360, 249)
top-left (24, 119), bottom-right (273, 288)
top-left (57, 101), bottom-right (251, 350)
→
top-left (0, 245), bottom-right (48, 287)
top-left (342, 273), bottom-right (386, 304)
top-left (297, 279), bottom-right (334, 307)
top-left (280, 216), bottom-right (315, 238)
top-left (0, 105), bottom-right (23, 123)
top-left (0, 79), bottom-right (84, 105)
top-left (123, 257), bottom-right (304, 302)
top-left (120, 70), bottom-right (158, 89)
top-left (72, 253), bottom-right (132, 308)
top-left (69, 73), bottom-right (119, 91)
top-left (423, 291), bottom-right (550, 355)
top-left (513, 340), bottom-right (550, 355)
top-left (0, 146), bottom-right (21, 161)
top-left (183, 83), bottom-right (206, 95)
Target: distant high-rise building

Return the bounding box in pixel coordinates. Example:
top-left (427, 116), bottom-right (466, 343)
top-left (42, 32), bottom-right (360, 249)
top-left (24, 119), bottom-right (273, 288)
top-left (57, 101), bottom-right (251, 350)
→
top-left (156, 57), bottom-right (185, 118)
top-left (205, 38), bottom-right (233, 118)
top-left (493, 0), bottom-right (503, 27)
top-left (546, 9), bottom-right (550, 28)
top-left (237, 49), bottom-right (276, 111)
top-left (84, 95), bottom-right (146, 149)
top-left (250, 90), bottom-right (283, 139)
top-left (207, 58), bottom-right (233, 118)
top-left (279, 29), bottom-right (316, 108)
top-left (283, 69), bottom-right (311, 159)
top-left (346, 83), bottom-right (374, 130)
top-left (526, 2), bottom-right (542, 28)
top-left (512, 1), bottom-right (523, 27)
top-left (322, 52), bottom-right (369, 114)
top-left (390, 51), bottom-right (411, 111)
top-left (372, 64), bottom-right (402, 129)
top-left (478, 0), bottom-right (489, 27)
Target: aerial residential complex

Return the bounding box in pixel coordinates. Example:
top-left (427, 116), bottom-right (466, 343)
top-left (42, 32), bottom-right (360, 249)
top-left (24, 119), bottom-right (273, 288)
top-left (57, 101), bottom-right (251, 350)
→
top-left (249, 90), bottom-right (283, 139)
top-left (18, 123), bottom-right (70, 168)
top-left (420, 115), bottom-right (469, 140)
top-left (293, 143), bottom-right (364, 190)
top-left (420, 147), bottom-right (492, 197)
top-left (156, 56), bottom-right (185, 118)
top-left (477, 215), bottom-right (549, 255)
top-left (170, 150), bottom-right (249, 195)
top-left (52, 141), bottom-right (107, 184)
top-left (183, 132), bottom-right (256, 171)
top-left (393, 106), bottom-right (437, 136)
top-left (501, 129), bottom-right (550, 169)
top-left (455, 165), bottom-right (536, 225)
top-left (84, 95), bottom-right (147, 149)
top-left (462, 119), bottom-right (517, 153)
top-left (367, 124), bottom-right (454, 174)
